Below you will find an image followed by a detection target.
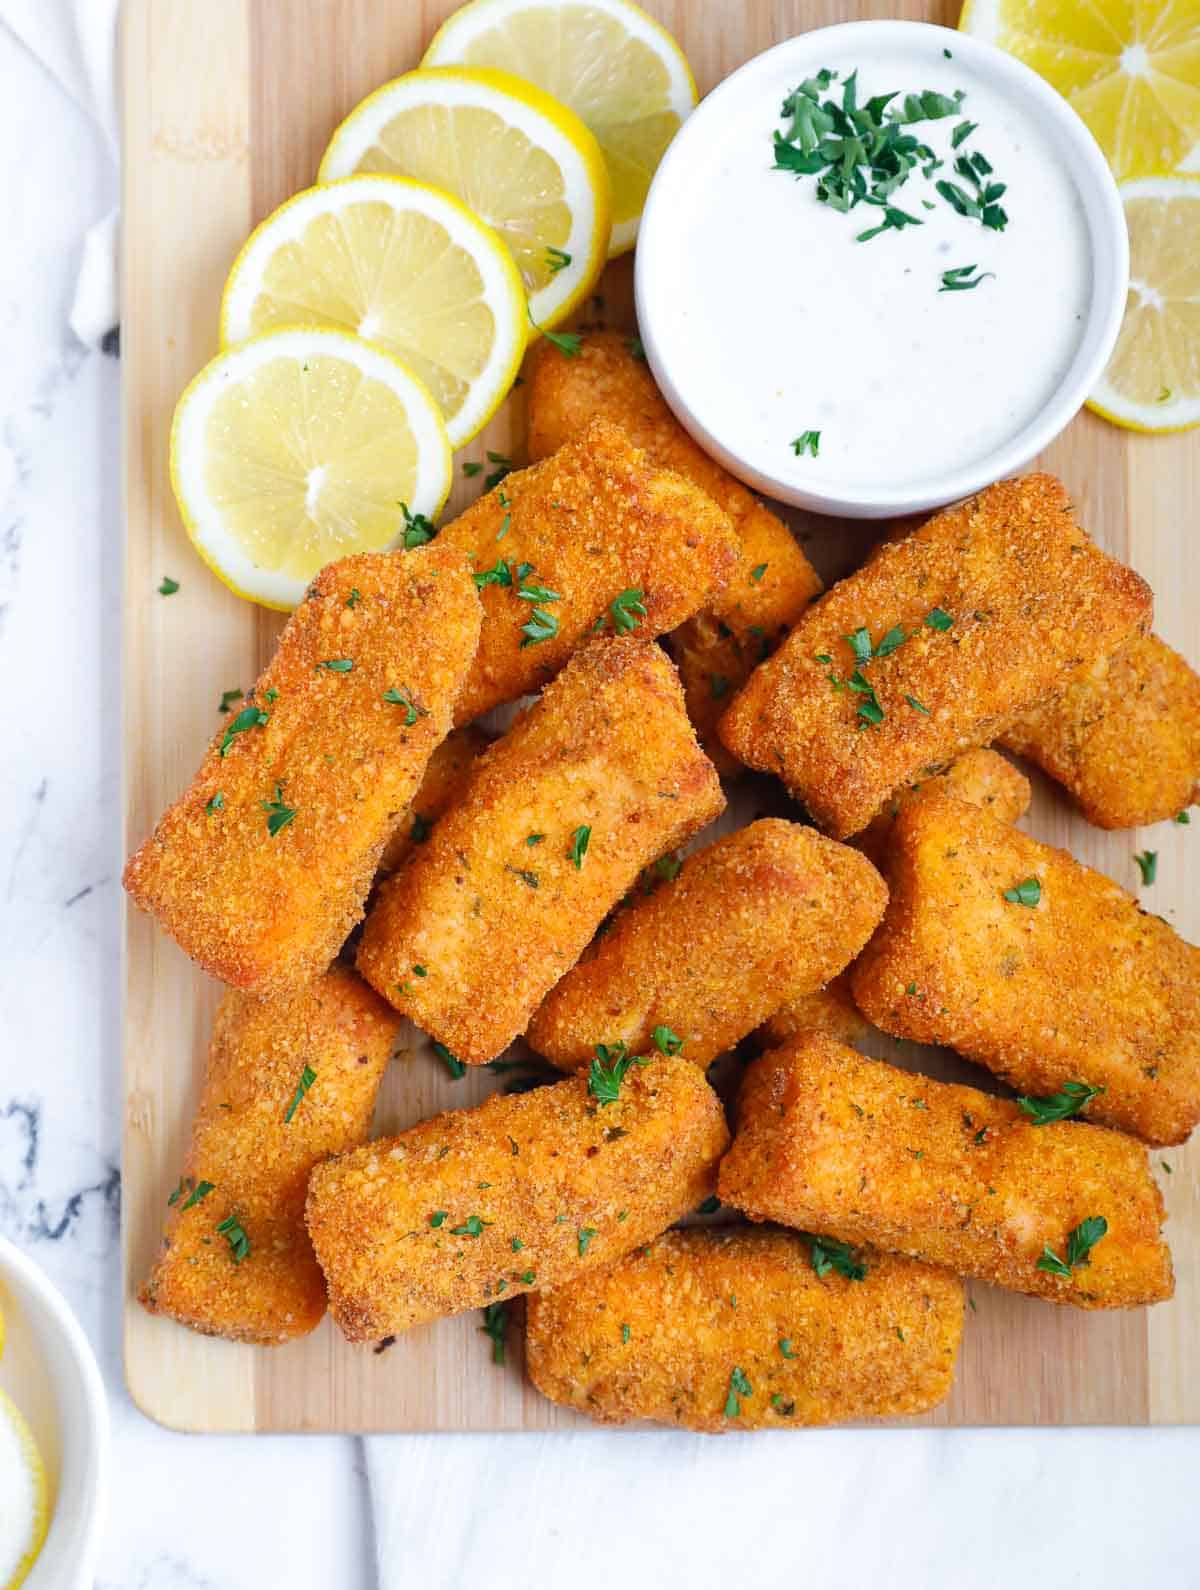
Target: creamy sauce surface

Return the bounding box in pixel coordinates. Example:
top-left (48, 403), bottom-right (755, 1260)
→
top-left (648, 38), bottom-right (1093, 492)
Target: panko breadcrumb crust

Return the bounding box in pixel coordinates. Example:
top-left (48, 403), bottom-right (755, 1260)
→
top-left (850, 795), bottom-right (1200, 1146)
top-left (1000, 630), bottom-right (1200, 828)
top-left (305, 1057), bottom-right (729, 1342)
top-left (356, 637), bottom-right (725, 1064)
top-left (439, 416), bottom-right (741, 723)
top-left (139, 967), bottom-right (399, 1344)
top-left (527, 818), bottom-right (887, 1070)
top-left (720, 1037), bottom-right (1173, 1310)
top-left (525, 1226), bottom-right (964, 1431)
top-left (377, 725), bottom-right (489, 875)
top-left (527, 332), bottom-right (822, 769)
top-left (855, 747), bottom-right (1031, 872)
top-left (123, 545), bottom-right (482, 993)
top-left (757, 971), bottom-right (870, 1050)
top-left (718, 474), bottom-right (1152, 837)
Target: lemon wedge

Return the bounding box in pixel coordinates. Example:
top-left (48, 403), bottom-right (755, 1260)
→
top-left (422, 0), bottom-right (697, 254)
top-left (960, 0), bottom-right (1200, 181)
top-left (318, 66), bottom-right (610, 330)
top-left (0, 1390), bottom-right (47, 1590)
top-left (220, 176), bottom-right (526, 448)
top-left (1088, 176), bottom-right (1200, 432)
top-left (171, 327), bottom-right (452, 609)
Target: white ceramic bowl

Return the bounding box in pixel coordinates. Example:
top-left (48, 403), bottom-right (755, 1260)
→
top-left (635, 20), bottom-right (1129, 518)
top-left (0, 1238), bottom-right (108, 1590)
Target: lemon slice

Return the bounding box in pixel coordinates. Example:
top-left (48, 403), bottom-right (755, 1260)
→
top-left (1088, 176), bottom-right (1200, 432)
top-left (220, 176), bottom-right (526, 448)
top-left (422, 0), bottom-right (697, 255)
top-left (960, 0), bottom-right (1200, 181)
top-left (171, 327), bottom-right (452, 609)
top-left (0, 1390), bottom-right (47, 1590)
top-left (319, 66), bottom-right (610, 330)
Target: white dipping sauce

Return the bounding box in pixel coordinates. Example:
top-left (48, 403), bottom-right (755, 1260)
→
top-left (644, 34), bottom-right (1093, 494)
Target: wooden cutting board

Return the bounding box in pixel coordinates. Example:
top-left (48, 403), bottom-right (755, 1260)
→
top-left (121, 0), bottom-right (1200, 1432)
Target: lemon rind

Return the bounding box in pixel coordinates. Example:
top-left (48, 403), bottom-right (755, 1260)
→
top-left (170, 326), bottom-right (452, 611)
top-left (0, 1389), bottom-right (48, 1590)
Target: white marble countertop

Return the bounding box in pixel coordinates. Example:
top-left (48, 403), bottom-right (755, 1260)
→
top-left (2, 16), bottom-right (1198, 1590)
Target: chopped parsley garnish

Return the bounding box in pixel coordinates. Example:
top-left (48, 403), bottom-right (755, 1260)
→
top-left (588, 1040), bottom-right (648, 1105)
top-left (516, 579), bottom-right (561, 605)
top-left (484, 452), bottom-right (513, 492)
top-left (462, 460), bottom-right (483, 478)
top-left (480, 1301), bottom-right (510, 1365)
top-left (433, 1042), bottom-right (465, 1079)
top-left (621, 1323), bottom-right (631, 1343)
top-left (205, 792), bottom-right (224, 815)
top-left (569, 825), bottom-right (591, 869)
top-left (399, 502), bottom-right (436, 548)
top-left (905, 694), bottom-right (930, 714)
top-left (696, 1195), bottom-right (720, 1215)
top-left (653, 1025), bottom-right (683, 1056)
top-left (511, 1237), bottom-right (524, 1251)
top-left (1175, 810), bottom-right (1191, 824)
top-left (261, 785), bottom-right (297, 836)
top-left (724, 1366), bottom-right (752, 1418)
top-left (578, 1227), bottom-right (598, 1256)
top-left (219, 704), bottom-right (268, 757)
top-left (653, 854), bottom-right (682, 884)
top-left (451, 1215), bottom-right (488, 1238)
top-left (951, 119), bottom-right (977, 148)
top-left (526, 832), bottom-right (545, 846)
top-left (1134, 850), bottom-right (1157, 886)
top-left (430, 1211), bottom-right (448, 1227)
top-left (218, 688), bottom-right (243, 715)
top-left (474, 557), bottom-right (513, 590)
top-left (939, 263), bottom-right (994, 292)
top-left (626, 335), bottom-right (647, 362)
top-left (520, 606), bottom-right (559, 648)
top-left (936, 149), bottom-right (1009, 232)
top-left (778, 1338), bottom-right (797, 1358)
top-left (924, 606), bottom-right (954, 631)
top-left (169, 1177), bottom-right (215, 1210)
top-left (1037, 1215), bottom-right (1107, 1278)
top-left (506, 865), bottom-right (540, 889)
top-left (1002, 876), bottom-right (1041, 907)
top-left (158, 576), bottom-right (180, 595)
top-left (283, 1063), bottom-right (317, 1124)
top-left (216, 1211), bottom-right (250, 1265)
top-left (546, 245), bottom-right (572, 274)
top-left (849, 669), bottom-right (884, 729)
top-left (750, 563), bottom-right (768, 583)
top-left (382, 686), bottom-right (427, 726)
top-left (316, 657), bottom-right (354, 673)
top-left (1018, 1081), bottom-right (1104, 1125)
top-left (807, 1233), bottom-right (867, 1281)
top-left (792, 430), bottom-right (821, 458)
top-left (609, 588), bottom-right (647, 633)
top-left (346, 588), bottom-right (361, 608)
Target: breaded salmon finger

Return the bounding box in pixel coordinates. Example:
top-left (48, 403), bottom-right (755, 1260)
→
top-left (850, 795), bottom-right (1200, 1146)
top-left (757, 971), bottom-right (870, 1050)
top-left (305, 1056), bottom-right (728, 1341)
top-left (718, 475), bottom-right (1152, 837)
top-left (720, 1037), bottom-right (1173, 1310)
top-left (1000, 631), bottom-right (1200, 828)
top-left (357, 638), bottom-right (724, 1063)
top-left (525, 1226), bottom-right (964, 1431)
top-left (528, 333), bottom-right (821, 768)
top-left (139, 968), bottom-right (398, 1344)
top-left (855, 747), bottom-right (1031, 871)
top-left (527, 819), bottom-right (886, 1071)
top-left (377, 725), bottom-right (488, 875)
top-left (439, 416), bottom-right (740, 724)
top-left (124, 545), bottom-right (482, 993)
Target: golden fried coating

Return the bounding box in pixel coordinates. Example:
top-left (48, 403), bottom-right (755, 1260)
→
top-left (438, 416), bottom-right (740, 723)
top-left (718, 475), bottom-right (1152, 837)
top-left (124, 546), bottom-right (482, 993)
top-left (850, 795), bottom-right (1200, 1146)
top-left (1000, 631), bottom-right (1200, 828)
top-left (757, 972), bottom-right (870, 1050)
top-left (721, 1037), bottom-right (1173, 1310)
top-left (528, 332), bottom-right (821, 769)
top-left (527, 819), bottom-right (886, 1071)
top-left (855, 747), bottom-right (1031, 872)
top-left (305, 1056), bottom-right (728, 1341)
top-left (139, 968), bottom-right (398, 1344)
top-left (357, 638), bottom-right (725, 1063)
top-left (525, 1226), bottom-right (964, 1431)
top-left (377, 726), bottom-right (488, 875)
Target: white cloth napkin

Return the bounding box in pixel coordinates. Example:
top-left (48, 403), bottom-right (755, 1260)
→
top-left (14, 6), bottom-right (1196, 1588)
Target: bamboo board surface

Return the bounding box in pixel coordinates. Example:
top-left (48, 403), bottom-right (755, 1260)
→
top-left (121, 0), bottom-right (1200, 1431)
